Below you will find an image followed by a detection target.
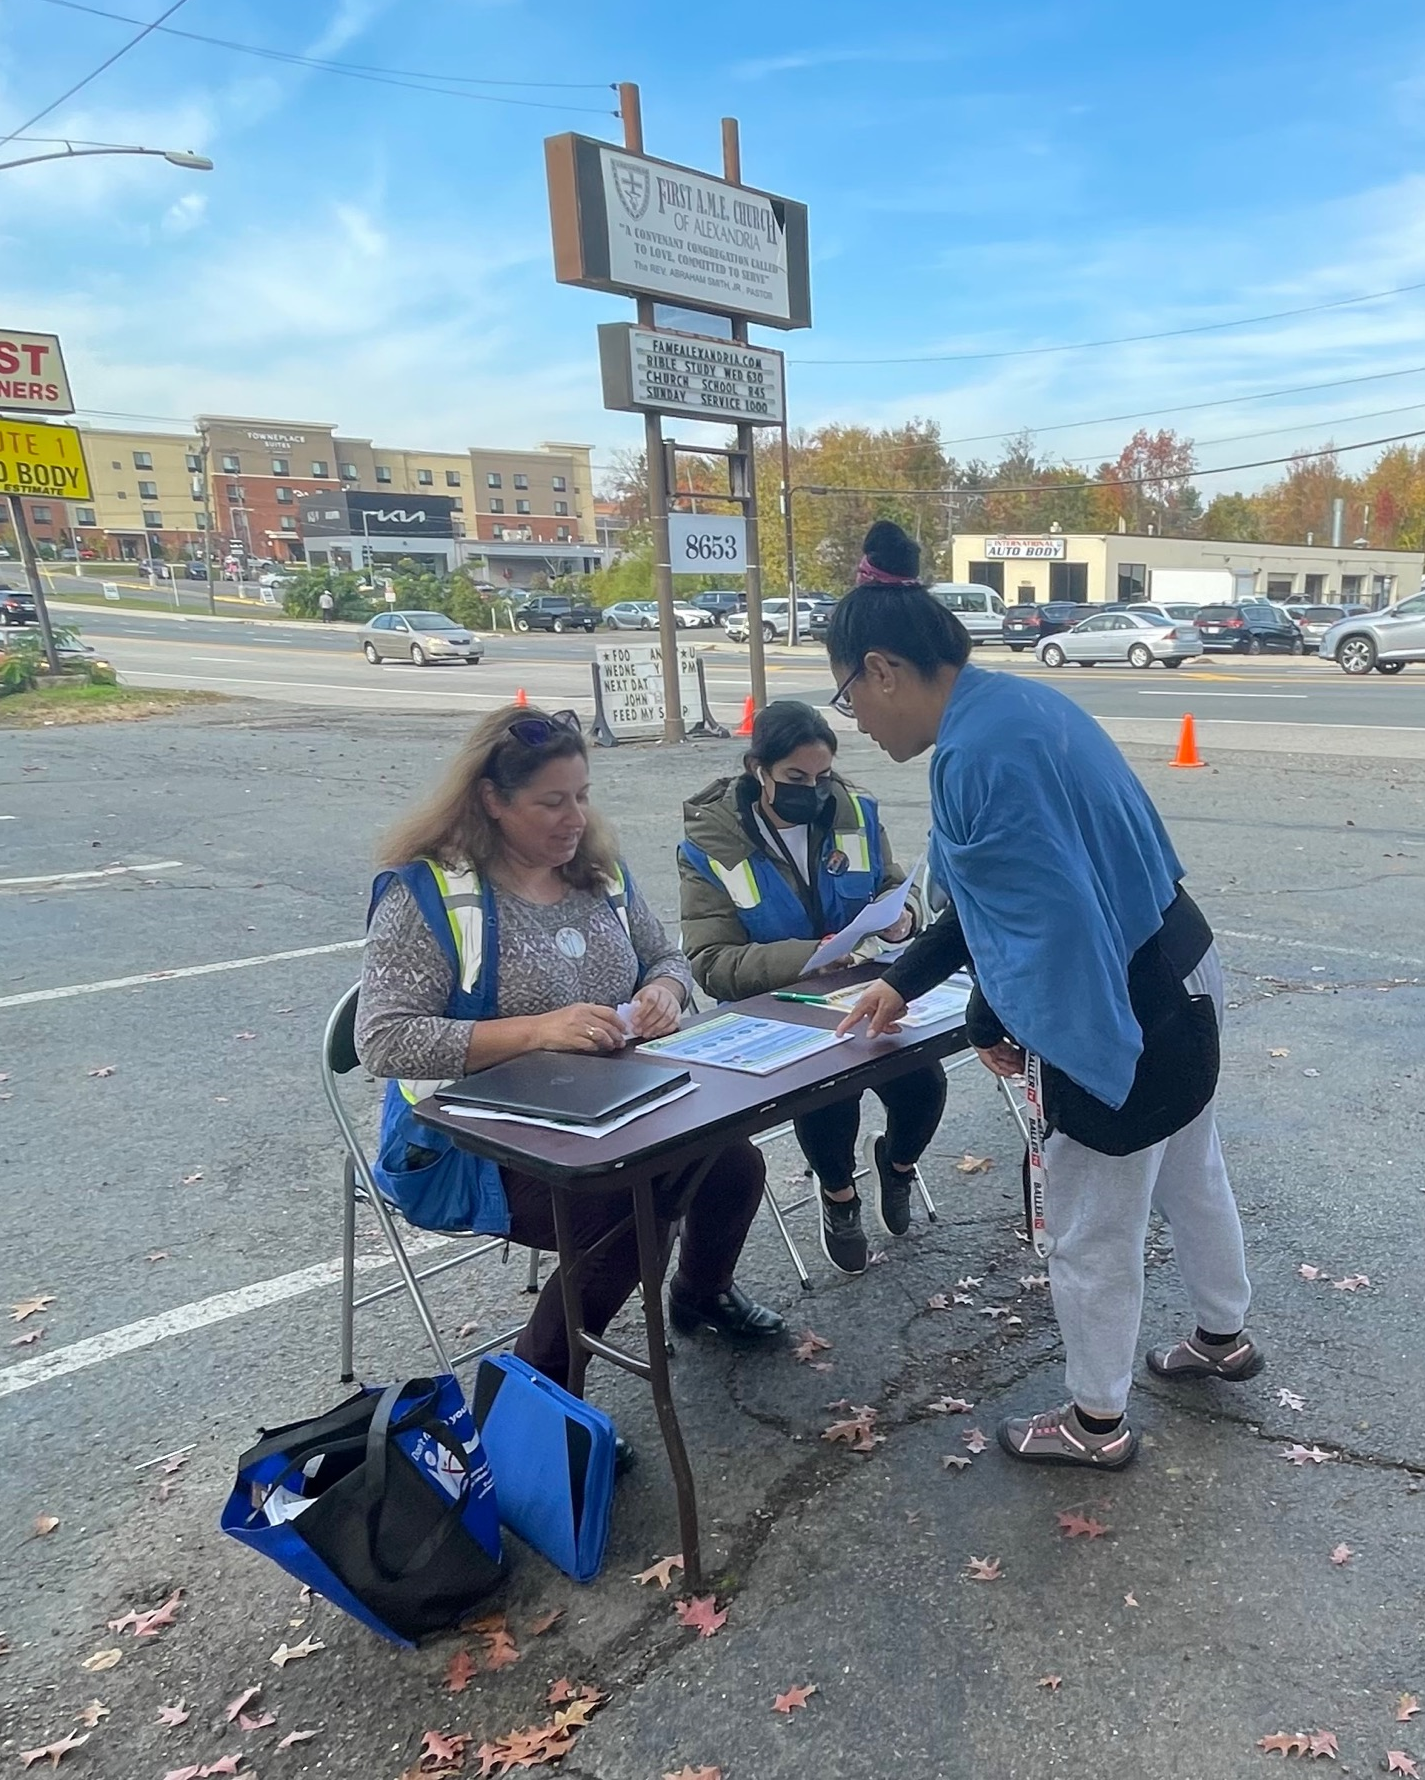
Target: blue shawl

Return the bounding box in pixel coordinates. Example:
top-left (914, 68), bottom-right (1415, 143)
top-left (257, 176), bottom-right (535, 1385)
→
top-left (928, 662), bottom-right (1184, 1109)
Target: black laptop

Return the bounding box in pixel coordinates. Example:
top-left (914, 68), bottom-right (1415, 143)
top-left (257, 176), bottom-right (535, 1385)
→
top-left (438, 1052), bottom-right (691, 1126)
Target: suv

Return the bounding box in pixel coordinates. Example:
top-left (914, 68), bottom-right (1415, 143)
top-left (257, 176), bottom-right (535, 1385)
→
top-left (514, 594), bottom-right (598, 634)
top-left (687, 590), bottom-right (743, 622)
top-left (725, 599), bottom-right (819, 643)
top-left (1, 586), bottom-right (38, 626)
top-left (1001, 600), bottom-right (1083, 650)
top-left (1194, 603), bottom-right (1304, 654)
top-left (1319, 590), bottom-right (1425, 674)
top-left (927, 582), bottom-right (1007, 644)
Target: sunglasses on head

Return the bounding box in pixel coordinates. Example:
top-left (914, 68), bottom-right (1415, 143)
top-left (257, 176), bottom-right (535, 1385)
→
top-left (503, 709), bottom-right (582, 748)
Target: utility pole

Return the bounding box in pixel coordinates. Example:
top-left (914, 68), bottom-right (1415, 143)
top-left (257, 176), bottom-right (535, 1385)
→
top-left (780, 422), bottom-right (798, 639)
top-left (7, 494), bottom-right (62, 674)
top-left (721, 115), bottom-right (770, 698)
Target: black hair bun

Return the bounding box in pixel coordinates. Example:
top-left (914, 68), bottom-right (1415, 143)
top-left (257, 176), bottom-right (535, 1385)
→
top-left (861, 519), bottom-right (920, 581)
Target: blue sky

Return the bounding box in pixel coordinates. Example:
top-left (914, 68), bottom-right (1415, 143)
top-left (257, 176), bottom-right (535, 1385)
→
top-left (4, 0), bottom-right (1425, 492)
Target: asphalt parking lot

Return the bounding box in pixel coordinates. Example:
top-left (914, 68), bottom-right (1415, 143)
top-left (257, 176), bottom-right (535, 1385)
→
top-left (3, 703), bottom-right (1424, 1779)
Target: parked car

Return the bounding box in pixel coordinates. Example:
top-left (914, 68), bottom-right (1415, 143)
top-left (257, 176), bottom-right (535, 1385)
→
top-left (686, 590), bottom-right (743, 622)
top-left (1001, 600), bottom-right (1085, 651)
top-left (927, 582), bottom-right (1008, 644)
top-left (1, 587), bottom-right (38, 626)
top-left (604, 600), bottom-right (661, 631)
top-left (1102, 600), bottom-right (1203, 625)
top-left (1318, 590), bottom-right (1425, 675)
top-left (515, 594), bottom-right (598, 634)
top-left (724, 599), bottom-right (820, 643)
top-left (183, 560), bottom-right (210, 580)
top-left (672, 601), bottom-right (716, 628)
top-left (359, 610), bottom-right (484, 665)
top-left (1193, 603), bottom-right (1304, 654)
top-left (1290, 605), bottom-right (1349, 653)
top-left (1037, 609), bottom-right (1201, 670)
top-left (806, 597), bottom-right (841, 641)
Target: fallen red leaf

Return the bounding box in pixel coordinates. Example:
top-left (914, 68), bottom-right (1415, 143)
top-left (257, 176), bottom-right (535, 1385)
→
top-left (162, 1767), bottom-right (203, 1780)
top-left (1387, 1754), bottom-right (1420, 1777)
top-left (547, 1680), bottom-right (576, 1705)
top-left (1298, 1264), bottom-right (1324, 1280)
top-left (822, 1406), bottom-right (883, 1454)
top-left (928, 1396), bottom-right (974, 1415)
top-left (276, 1731), bottom-right (315, 1750)
top-left (792, 1330), bottom-right (832, 1362)
top-left (1396, 1695), bottom-right (1421, 1723)
top-left (239, 1710), bottom-right (277, 1730)
top-left (1057, 1510), bottom-right (1109, 1540)
top-left (528, 1608), bottom-right (564, 1636)
top-left (1258, 1733), bottom-right (1311, 1756)
top-left (133, 1590), bottom-right (183, 1636)
top-left (926, 1293), bottom-right (952, 1311)
top-left (10, 1329), bottom-right (43, 1347)
top-left (1331, 1274), bottom-right (1370, 1292)
top-left (200, 1758), bottom-right (243, 1776)
top-left (662, 1770), bottom-right (722, 1780)
top-left (420, 1730), bottom-right (470, 1766)
top-left (18, 1733), bottom-right (90, 1769)
top-left (633, 1554), bottom-right (684, 1590)
top-left (32, 1514), bottom-right (59, 1538)
top-left (1123, 1592), bottom-right (1139, 1607)
top-left (482, 1629), bottom-right (521, 1671)
top-left (956, 1154), bottom-right (992, 1174)
top-left (675, 1596), bottom-right (727, 1638)
top-left (966, 1556), bottom-right (1002, 1581)
top-left (1037, 1675), bottom-right (1062, 1691)
top-left (225, 1687), bottom-right (261, 1722)
top-left (1308, 1731), bottom-right (1338, 1759)
top-left (157, 1702), bottom-right (190, 1726)
top-left (773, 1683), bottom-right (818, 1713)
top-left (963, 1428), bottom-right (989, 1454)
top-left (942, 1454), bottom-right (972, 1471)
top-left (1283, 1444), bottom-right (1335, 1465)
top-left (444, 1647), bottom-right (478, 1693)
top-left (1330, 1543), bottom-right (1353, 1566)
top-left (74, 1702), bottom-right (108, 1728)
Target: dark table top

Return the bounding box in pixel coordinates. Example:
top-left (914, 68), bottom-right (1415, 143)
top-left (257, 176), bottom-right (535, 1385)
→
top-left (415, 969), bottom-right (969, 1189)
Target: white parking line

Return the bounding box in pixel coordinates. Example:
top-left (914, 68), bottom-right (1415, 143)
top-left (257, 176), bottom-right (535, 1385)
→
top-left (0, 938), bottom-right (363, 1009)
top-left (0, 1232), bottom-right (450, 1400)
top-left (1136, 691), bottom-right (1309, 700)
top-left (124, 669), bottom-right (492, 700)
top-left (0, 860), bottom-right (184, 888)
top-left (1215, 929), bottom-right (1425, 970)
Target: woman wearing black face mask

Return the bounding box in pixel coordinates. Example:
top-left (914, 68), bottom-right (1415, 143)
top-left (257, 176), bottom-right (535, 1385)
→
top-left (679, 700), bottom-right (948, 1274)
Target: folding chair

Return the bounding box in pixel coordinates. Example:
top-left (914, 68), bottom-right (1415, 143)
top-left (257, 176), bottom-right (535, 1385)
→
top-left (321, 984), bottom-right (541, 1382)
top-left (755, 1052), bottom-right (1029, 1290)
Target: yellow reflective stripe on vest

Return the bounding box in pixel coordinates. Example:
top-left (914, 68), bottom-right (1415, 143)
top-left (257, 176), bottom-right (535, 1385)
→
top-left (426, 859), bottom-right (484, 996)
top-left (709, 855), bottom-right (761, 911)
top-left (603, 863), bottom-right (633, 938)
top-left (834, 794), bottom-right (872, 874)
top-left (399, 1077), bottom-right (448, 1105)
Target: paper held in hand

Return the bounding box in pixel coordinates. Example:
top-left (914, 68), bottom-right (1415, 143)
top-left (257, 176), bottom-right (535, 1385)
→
top-left (802, 858), bottom-right (923, 975)
top-left (815, 975), bottom-right (973, 1028)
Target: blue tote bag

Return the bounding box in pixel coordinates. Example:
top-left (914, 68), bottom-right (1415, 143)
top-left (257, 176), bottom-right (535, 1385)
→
top-left (472, 1354), bottom-right (617, 1583)
top-left (220, 1376), bottom-right (505, 1647)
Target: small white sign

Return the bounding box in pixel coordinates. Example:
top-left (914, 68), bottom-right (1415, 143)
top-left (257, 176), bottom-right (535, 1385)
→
top-left (985, 535), bottom-right (1067, 560)
top-left (667, 513), bottom-right (746, 576)
top-left (101, 581), bottom-right (120, 601)
top-left (595, 636), bottom-right (701, 735)
top-left (600, 324), bottom-right (785, 425)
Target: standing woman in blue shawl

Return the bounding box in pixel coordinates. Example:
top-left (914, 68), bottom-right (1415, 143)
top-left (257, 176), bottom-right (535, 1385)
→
top-left (832, 522), bottom-right (1260, 1471)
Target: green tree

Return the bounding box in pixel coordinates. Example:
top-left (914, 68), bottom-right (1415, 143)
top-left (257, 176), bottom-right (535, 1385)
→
top-left (1199, 492), bottom-right (1261, 541)
top-left (280, 568), bottom-right (373, 620)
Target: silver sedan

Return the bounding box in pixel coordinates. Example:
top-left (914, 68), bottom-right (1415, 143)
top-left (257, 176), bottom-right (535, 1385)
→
top-left (360, 610), bottom-right (484, 665)
top-left (1037, 609), bottom-right (1201, 669)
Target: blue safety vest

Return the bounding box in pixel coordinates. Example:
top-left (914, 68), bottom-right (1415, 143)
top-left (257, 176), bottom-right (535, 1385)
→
top-left (678, 791), bottom-right (885, 945)
top-left (366, 856), bottom-right (631, 1235)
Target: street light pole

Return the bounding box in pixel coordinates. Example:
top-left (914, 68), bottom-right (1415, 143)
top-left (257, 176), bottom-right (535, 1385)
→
top-left (0, 143), bottom-right (213, 174)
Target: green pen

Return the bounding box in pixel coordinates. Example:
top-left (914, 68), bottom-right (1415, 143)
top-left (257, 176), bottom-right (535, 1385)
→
top-left (773, 991), bottom-right (832, 1005)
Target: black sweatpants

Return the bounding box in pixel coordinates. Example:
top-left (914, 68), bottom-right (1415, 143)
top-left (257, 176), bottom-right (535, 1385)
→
top-left (793, 1064), bottom-right (948, 1194)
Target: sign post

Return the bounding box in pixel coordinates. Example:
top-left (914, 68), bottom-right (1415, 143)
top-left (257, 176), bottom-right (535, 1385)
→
top-left (0, 413), bottom-right (91, 677)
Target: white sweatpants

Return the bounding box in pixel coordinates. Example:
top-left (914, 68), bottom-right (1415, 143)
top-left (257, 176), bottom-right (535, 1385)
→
top-left (1040, 946), bottom-right (1252, 1417)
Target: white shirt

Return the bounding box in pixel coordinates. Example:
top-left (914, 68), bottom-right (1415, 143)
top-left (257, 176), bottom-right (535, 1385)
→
top-left (754, 811), bottom-right (810, 883)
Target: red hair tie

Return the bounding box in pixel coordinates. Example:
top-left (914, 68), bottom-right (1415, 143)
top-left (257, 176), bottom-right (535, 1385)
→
top-left (855, 555), bottom-right (920, 585)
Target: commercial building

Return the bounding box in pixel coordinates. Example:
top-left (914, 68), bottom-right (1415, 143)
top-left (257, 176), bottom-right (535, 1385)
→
top-left (948, 531), bottom-right (1422, 609)
top-left (0, 415), bottom-right (597, 568)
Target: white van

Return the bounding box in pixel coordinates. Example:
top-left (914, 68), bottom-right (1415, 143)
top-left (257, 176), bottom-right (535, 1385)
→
top-left (927, 582), bottom-right (1008, 644)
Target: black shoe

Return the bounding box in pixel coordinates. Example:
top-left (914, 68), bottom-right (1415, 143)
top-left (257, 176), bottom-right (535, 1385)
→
top-left (668, 1281), bottom-right (787, 1339)
top-left (614, 1435), bottom-right (636, 1477)
top-left (866, 1133), bottom-right (913, 1238)
top-left (819, 1192), bottom-right (869, 1275)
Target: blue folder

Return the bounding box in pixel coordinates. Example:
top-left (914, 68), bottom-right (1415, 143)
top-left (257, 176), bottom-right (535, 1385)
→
top-left (471, 1354), bottom-right (616, 1583)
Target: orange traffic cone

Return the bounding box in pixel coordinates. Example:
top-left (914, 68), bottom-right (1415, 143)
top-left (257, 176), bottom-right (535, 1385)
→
top-left (513, 687), bottom-right (529, 708)
top-left (1170, 712), bottom-right (1205, 769)
top-left (735, 695), bottom-right (756, 737)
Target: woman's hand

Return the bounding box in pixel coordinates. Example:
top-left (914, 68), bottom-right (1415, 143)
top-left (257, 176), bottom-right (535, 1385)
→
top-left (534, 1003), bottom-right (628, 1054)
top-left (834, 979), bottom-right (908, 1038)
top-left (976, 1040), bottom-right (1026, 1079)
top-left (881, 909), bottom-right (915, 944)
top-left (627, 979), bottom-right (683, 1039)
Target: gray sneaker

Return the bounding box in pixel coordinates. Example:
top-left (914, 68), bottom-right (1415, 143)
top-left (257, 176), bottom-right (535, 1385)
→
top-left (997, 1402), bottom-right (1139, 1470)
top-left (1146, 1331), bottom-right (1265, 1382)
top-left (819, 1192), bottom-right (869, 1275)
top-left (864, 1133), bottom-right (914, 1237)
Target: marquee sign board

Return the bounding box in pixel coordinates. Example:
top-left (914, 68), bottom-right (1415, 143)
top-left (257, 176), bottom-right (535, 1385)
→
top-left (985, 535), bottom-right (1068, 560)
top-left (590, 637), bottom-right (729, 745)
top-left (546, 134), bottom-right (811, 330)
top-left (599, 323), bottom-right (785, 425)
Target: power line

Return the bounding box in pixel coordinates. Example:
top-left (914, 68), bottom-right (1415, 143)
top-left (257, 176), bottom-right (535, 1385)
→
top-left (1058, 400), bottom-right (1425, 467)
top-left (790, 280), bottom-right (1425, 367)
top-left (0, 0), bottom-right (192, 152)
top-left (37, 0), bottom-right (619, 113)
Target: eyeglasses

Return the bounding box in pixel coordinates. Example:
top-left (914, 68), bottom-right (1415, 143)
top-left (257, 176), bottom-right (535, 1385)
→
top-left (828, 668), bottom-right (863, 719)
top-left (504, 709), bottom-right (582, 748)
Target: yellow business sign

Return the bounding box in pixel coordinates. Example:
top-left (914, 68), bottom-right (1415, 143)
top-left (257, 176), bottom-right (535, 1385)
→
top-left (0, 420), bottom-right (91, 501)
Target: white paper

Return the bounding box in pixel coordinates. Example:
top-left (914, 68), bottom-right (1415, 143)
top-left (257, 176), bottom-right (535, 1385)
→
top-left (816, 975), bottom-right (972, 1028)
top-left (640, 1012), bottom-right (851, 1076)
top-left (802, 858), bottom-right (923, 975)
top-left (437, 1079), bottom-right (697, 1140)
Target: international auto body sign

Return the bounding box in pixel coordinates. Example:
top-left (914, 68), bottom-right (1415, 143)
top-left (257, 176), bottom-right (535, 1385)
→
top-left (985, 536), bottom-right (1067, 560)
top-left (598, 324), bottom-right (785, 424)
top-left (546, 134), bottom-right (811, 329)
top-left (0, 329), bottom-right (74, 415)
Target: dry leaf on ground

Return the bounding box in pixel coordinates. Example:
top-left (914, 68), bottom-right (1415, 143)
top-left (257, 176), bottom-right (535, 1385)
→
top-left (1019, 1274), bottom-right (1050, 1289)
top-left (773, 1683), bottom-right (817, 1713)
top-left (955, 1276), bottom-right (982, 1290)
top-left (240, 1710), bottom-right (277, 1730)
top-left (956, 1154), bottom-right (993, 1174)
top-left (1332, 1274), bottom-right (1371, 1291)
top-left (792, 1330), bottom-right (832, 1362)
top-left (10, 1295), bottom-right (53, 1321)
top-left (953, 1292), bottom-right (974, 1305)
top-left (1277, 1388), bottom-right (1306, 1411)
top-left (1308, 1732), bottom-right (1339, 1758)
top-left (1298, 1264), bottom-right (1325, 1281)
top-left (963, 1428), bottom-right (989, 1454)
top-left (74, 1703), bottom-right (109, 1728)
top-left (277, 1730), bottom-right (316, 1749)
top-left (528, 1608), bottom-right (564, 1636)
top-left (1330, 1543), bottom-right (1353, 1565)
top-left (634, 1554), bottom-right (684, 1590)
top-left (942, 1454), bottom-right (972, 1470)
top-left (965, 1556), bottom-right (1002, 1581)
top-left (822, 1406), bottom-right (882, 1454)
top-left (675, 1596), bottom-right (727, 1638)
top-left (444, 1648), bottom-right (478, 1693)
top-left (1037, 1675), bottom-right (1062, 1690)
top-left (80, 1649), bottom-right (121, 1673)
top-left (18, 1731), bottom-right (89, 1768)
top-left (1387, 1753), bottom-right (1421, 1776)
top-left (225, 1688), bottom-right (261, 1722)
top-left (87, 1066), bottom-right (116, 1078)
top-left (1057, 1510), bottom-right (1109, 1539)
top-left (10, 1329), bottom-right (43, 1347)
top-left (926, 1294), bottom-right (952, 1312)
top-left (1283, 1444), bottom-right (1335, 1465)
top-left (270, 1635), bottom-right (324, 1667)
top-left (32, 1514), bottom-right (59, 1538)
top-left (663, 1770), bottom-right (722, 1780)
top-left (157, 1702), bottom-right (190, 1726)
top-left (1123, 1592), bottom-right (1139, 1607)
top-left (1396, 1696), bottom-right (1421, 1723)
top-left (928, 1396), bottom-right (974, 1414)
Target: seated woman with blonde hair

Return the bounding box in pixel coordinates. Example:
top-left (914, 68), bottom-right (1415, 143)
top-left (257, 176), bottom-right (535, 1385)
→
top-left (356, 703), bottom-right (784, 1405)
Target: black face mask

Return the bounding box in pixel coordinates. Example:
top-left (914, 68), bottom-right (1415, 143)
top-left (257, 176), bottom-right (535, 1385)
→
top-left (764, 776), bottom-right (831, 827)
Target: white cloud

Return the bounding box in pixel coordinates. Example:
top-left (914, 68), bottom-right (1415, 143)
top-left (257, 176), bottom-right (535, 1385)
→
top-left (161, 191), bottom-right (207, 235)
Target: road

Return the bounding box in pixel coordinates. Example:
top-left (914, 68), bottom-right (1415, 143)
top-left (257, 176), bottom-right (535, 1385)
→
top-left (49, 602), bottom-right (1425, 753)
top-left (2, 706), bottom-right (1422, 1780)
